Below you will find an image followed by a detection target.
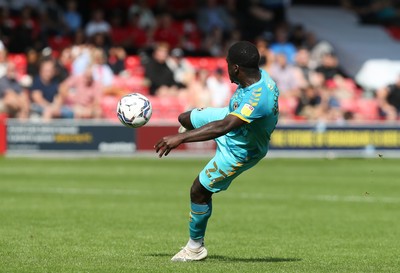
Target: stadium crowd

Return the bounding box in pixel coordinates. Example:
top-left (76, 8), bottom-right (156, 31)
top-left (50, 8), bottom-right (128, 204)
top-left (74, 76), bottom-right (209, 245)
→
top-left (0, 0), bottom-right (400, 123)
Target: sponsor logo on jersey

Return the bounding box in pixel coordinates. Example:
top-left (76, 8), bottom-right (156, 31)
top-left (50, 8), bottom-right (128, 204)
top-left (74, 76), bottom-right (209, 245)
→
top-left (241, 103), bottom-right (254, 116)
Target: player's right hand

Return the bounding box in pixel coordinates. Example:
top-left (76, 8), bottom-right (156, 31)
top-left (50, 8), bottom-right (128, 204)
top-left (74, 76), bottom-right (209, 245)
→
top-left (154, 134), bottom-right (183, 158)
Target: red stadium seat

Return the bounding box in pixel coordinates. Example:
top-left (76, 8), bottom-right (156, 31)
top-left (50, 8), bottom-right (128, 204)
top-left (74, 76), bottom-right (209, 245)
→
top-left (149, 96), bottom-right (187, 122)
top-left (124, 56), bottom-right (144, 76)
top-left (7, 54), bottom-right (27, 76)
top-left (355, 98), bottom-right (379, 120)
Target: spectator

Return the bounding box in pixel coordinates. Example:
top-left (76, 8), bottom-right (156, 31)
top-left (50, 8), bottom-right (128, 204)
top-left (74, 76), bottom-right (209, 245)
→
top-left (30, 58), bottom-right (71, 120)
top-left (294, 48), bottom-right (327, 89)
top-left (270, 25), bottom-right (297, 64)
top-left (71, 45), bottom-right (92, 75)
top-left (63, 0), bottom-right (82, 35)
top-left (8, 6), bottom-right (39, 53)
top-left (186, 69), bottom-right (211, 108)
top-left (91, 48), bottom-right (114, 87)
top-left (54, 47), bottom-right (72, 82)
top-left (26, 48), bottom-right (40, 77)
top-left (315, 53), bottom-right (348, 81)
top-left (238, 0), bottom-right (274, 41)
top-left (143, 43), bottom-right (178, 96)
top-left (108, 47), bottom-right (126, 75)
top-left (203, 26), bottom-right (225, 57)
top-left (289, 24), bottom-right (307, 48)
top-left (71, 28), bottom-right (86, 46)
top-left (295, 85), bottom-right (321, 120)
top-left (58, 67), bottom-right (102, 119)
top-left (0, 41), bottom-right (7, 78)
top-left (128, 0), bottom-right (156, 31)
top-left (85, 9), bottom-right (111, 38)
top-left (269, 53), bottom-right (299, 97)
top-left (255, 36), bottom-right (274, 73)
top-left (38, 0), bottom-right (63, 38)
top-left (197, 0), bottom-right (234, 35)
top-left (206, 67), bottom-right (231, 107)
top-left (304, 32), bottom-right (334, 69)
top-left (376, 75), bottom-right (400, 121)
top-left (0, 62), bottom-right (30, 118)
top-left (0, 8), bottom-right (16, 47)
top-left (166, 48), bottom-right (194, 89)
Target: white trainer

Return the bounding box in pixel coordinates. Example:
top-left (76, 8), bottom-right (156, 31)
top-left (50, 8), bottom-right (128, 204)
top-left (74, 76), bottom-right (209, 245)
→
top-left (170, 246), bottom-right (208, 262)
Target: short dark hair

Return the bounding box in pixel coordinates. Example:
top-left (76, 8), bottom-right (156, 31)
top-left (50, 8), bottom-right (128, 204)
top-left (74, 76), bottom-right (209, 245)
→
top-left (227, 41), bottom-right (260, 69)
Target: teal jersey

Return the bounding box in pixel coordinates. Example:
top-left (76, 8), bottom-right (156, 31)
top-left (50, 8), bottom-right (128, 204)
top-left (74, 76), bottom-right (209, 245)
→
top-left (226, 69), bottom-right (279, 161)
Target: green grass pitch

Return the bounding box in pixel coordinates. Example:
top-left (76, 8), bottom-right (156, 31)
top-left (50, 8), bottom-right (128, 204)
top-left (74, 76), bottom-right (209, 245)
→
top-left (1, 157), bottom-right (400, 273)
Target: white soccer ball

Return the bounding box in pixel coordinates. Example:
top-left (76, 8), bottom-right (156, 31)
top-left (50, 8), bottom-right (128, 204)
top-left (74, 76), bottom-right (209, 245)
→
top-left (117, 93), bottom-right (152, 128)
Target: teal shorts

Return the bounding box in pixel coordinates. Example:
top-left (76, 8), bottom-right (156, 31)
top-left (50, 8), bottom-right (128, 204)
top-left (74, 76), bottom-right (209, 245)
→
top-left (190, 107), bottom-right (261, 193)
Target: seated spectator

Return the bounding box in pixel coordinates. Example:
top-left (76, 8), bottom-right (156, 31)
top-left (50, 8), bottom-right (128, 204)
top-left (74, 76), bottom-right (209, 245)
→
top-left (315, 53), bottom-right (348, 81)
top-left (9, 6), bottom-right (39, 53)
top-left (186, 69), bottom-right (211, 108)
top-left (26, 48), bottom-right (40, 77)
top-left (54, 47), bottom-right (72, 82)
top-left (293, 48), bottom-right (310, 87)
top-left (71, 44), bottom-right (92, 75)
top-left (91, 48), bottom-right (114, 87)
top-left (0, 7), bottom-right (16, 47)
top-left (270, 26), bottom-right (297, 64)
top-left (0, 41), bottom-right (7, 78)
top-left (38, 0), bottom-right (63, 38)
top-left (376, 75), bottom-right (400, 121)
top-left (304, 32), bottom-right (334, 69)
top-left (30, 58), bottom-right (72, 120)
top-left (58, 67), bottom-right (102, 119)
top-left (166, 48), bottom-right (194, 89)
top-left (197, 0), bottom-right (234, 35)
top-left (293, 48), bottom-right (321, 89)
top-left (269, 53), bottom-right (300, 98)
top-left (238, 0), bottom-right (274, 41)
top-left (0, 62), bottom-right (30, 118)
top-left (295, 85), bottom-right (321, 120)
top-left (63, 0), bottom-right (81, 35)
top-left (255, 36), bottom-right (275, 73)
top-left (108, 47), bottom-right (126, 75)
top-left (143, 43), bottom-right (179, 96)
top-left (85, 9), bottom-right (111, 39)
top-left (128, 0), bottom-right (156, 31)
top-left (206, 67), bottom-right (231, 107)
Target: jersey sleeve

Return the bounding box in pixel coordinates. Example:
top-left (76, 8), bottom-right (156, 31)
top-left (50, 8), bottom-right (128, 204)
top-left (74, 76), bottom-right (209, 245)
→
top-left (229, 87), bottom-right (268, 123)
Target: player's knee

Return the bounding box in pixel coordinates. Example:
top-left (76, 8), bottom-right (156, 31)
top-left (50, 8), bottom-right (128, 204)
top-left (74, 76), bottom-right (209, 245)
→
top-left (190, 178), bottom-right (212, 204)
top-left (178, 111), bottom-right (194, 130)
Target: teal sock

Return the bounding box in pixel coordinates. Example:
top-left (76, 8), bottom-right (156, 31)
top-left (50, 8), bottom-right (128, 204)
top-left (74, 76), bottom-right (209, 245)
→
top-left (189, 201), bottom-right (212, 240)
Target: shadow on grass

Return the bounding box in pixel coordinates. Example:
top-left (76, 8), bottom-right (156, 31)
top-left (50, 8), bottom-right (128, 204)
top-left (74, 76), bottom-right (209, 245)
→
top-left (147, 253), bottom-right (301, 263)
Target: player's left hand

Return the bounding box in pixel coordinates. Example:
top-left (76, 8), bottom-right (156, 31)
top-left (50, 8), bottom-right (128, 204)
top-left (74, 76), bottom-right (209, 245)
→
top-left (154, 134), bottom-right (183, 158)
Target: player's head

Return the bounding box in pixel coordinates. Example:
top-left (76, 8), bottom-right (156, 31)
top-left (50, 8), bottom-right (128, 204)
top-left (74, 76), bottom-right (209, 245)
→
top-left (226, 41), bottom-right (260, 84)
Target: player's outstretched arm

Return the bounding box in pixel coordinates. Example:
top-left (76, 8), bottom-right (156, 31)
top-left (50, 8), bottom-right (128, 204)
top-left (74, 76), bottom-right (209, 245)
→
top-left (154, 114), bottom-right (247, 158)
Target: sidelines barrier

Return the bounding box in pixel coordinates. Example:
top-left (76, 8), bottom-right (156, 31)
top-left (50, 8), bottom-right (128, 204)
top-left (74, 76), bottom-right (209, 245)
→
top-left (4, 119), bottom-right (400, 157)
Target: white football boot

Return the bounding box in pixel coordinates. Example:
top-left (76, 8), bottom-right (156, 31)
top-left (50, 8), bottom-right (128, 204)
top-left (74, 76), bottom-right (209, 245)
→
top-left (170, 245), bottom-right (208, 262)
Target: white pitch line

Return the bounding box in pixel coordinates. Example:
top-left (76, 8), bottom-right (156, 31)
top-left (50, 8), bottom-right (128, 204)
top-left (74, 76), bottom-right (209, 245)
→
top-left (311, 195), bottom-right (400, 204)
top-left (3, 188), bottom-right (400, 204)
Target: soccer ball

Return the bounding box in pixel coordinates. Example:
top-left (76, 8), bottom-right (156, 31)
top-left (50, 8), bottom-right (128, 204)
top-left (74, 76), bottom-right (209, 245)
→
top-left (117, 93), bottom-right (152, 128)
